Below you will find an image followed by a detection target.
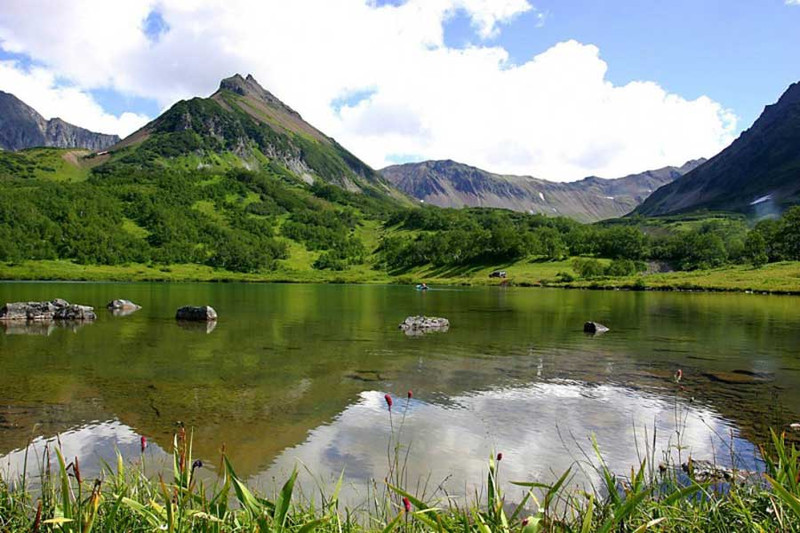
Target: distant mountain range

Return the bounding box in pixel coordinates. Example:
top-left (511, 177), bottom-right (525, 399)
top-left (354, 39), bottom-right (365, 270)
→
top-left (0, 91), bottom-right (119, 152)
top-left (381, 159), bottom-right (704, 222)
top-left (2, 74), bottom-right (799, 222)
top-left (636, 81), bottom-right (800, 217)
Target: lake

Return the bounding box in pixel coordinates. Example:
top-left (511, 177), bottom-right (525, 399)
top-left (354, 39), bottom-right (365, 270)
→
top-left (1, 283), bottom-right (798, 504)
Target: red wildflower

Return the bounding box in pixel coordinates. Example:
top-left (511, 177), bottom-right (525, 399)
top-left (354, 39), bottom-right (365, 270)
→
top-left (522, 518), bottom-right (529, 526)
top-left (384, 394), bottom-right (393, 410)
top-left (140, 435), bottom-right (147, 453)
top-left (675, 369), bottom-right (683, 382)
top-left (403, 496), bottom-right (411, 512)
top-left (497, 452), bottom-right (503, 462)
top-left (407, 390), bottom-right (413, 399)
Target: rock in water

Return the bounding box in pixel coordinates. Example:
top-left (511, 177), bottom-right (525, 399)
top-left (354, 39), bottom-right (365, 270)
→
top-left (107, 299), bottom-right (141, 316)
top-left (54, 305), bottom-right (97, 321)
top-left (583, 321), bottom-right (609, 334)
top-left (0, 299), bottom-right (95, 321)
top-left (176, 306), bottom-right (218, 322)
top-left (399, 316), bottom-right (449, 335)
top-left (107, 299), bottom-right (141, 311)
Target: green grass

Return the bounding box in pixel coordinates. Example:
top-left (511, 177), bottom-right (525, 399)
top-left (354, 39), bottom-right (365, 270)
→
top-left (554, 262), bottom-right (800, 294)
top-left (0, 148), bottom-right (92, 181)
top-left (2, 257), bottom-right (800, 294)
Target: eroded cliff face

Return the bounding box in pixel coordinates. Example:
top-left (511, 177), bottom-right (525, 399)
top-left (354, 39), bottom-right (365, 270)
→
top-left (0, 91), bottom-right (119, 151)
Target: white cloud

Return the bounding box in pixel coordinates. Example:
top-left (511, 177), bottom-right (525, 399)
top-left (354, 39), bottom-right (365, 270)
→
top-left (0, 61), bottom-right (150, 137)
top-left (787, 0), bottom-right (800, 5)
top-left (0, 0), bottom-right (736, 180)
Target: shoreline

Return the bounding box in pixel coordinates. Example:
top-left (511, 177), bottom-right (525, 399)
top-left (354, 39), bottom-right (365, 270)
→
top-left (2, 259), bottom-right (800, 296)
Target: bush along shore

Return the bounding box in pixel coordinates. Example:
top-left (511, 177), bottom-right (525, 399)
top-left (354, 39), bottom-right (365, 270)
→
top-left (3, 390), bottom-right (800, 532)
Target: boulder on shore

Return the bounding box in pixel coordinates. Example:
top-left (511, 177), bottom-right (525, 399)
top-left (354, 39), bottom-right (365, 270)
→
top-left (176, 306), bottom-right (218, 322)
top-left (0, 299), bottom-right (96, 321)
top-left (583, 321), bottom-right (609, 334)
top-left (399, 316), bottom-right (449, 335)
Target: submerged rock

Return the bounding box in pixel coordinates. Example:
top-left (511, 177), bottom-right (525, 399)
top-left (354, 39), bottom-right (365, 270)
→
top-left (399, 316), bottom-right (449, 335)
top-left (0, 299), bottom-right (96, 321)
top-left (583, 321), bottom-right (609, 334)
top-left (681, 459), bottom-right (757, 483)
top-left (107, 299), bottom-right (141, 311)
top-left (176, 306), bottom-right (218, 322)
top-left (703, 370), bottom-right (774, 385)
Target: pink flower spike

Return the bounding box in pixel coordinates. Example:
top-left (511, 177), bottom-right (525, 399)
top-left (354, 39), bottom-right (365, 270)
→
top-left (403, 496), bottom-right (411, 512)
top-left (140, 435), bottom-right (147, 453)
top-left (384, 394), bottom-right (393, 410)
top-left (407, 390), bottom-right (413, 399)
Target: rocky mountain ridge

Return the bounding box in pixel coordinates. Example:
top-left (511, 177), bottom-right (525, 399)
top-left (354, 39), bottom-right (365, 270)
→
top-left (636, 81), bottom-right (800, 216)
top-left (0, 91), bottom-right (119, 151)
top-left (381, 159), bottom-right (704, 222)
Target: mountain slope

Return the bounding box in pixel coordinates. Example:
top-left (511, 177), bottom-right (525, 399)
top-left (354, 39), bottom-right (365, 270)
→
top-left (636, 81), bottom-right (800, 216)
top-left (0, 91), bottom-right (119, 151)
top-left (381, 159), bottom-right (704, 222)
top-left (111, 74), bottom-right (401, 199)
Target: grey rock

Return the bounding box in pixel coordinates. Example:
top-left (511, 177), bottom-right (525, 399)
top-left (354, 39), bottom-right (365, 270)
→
top-left (399, 316), bottom-right (450, 335)
top-left (176, 306), bottom-right (218, 322)
top-left (54, 305), bottom-right (97, 321)
top-left (6, 299), bottom-right (95, 322)
top-left (0, 299), bottom-right (96, 322)
top-left (583, 321), bottom-right (609, 334)
top-left (107, 299), bottom-right (141, 316)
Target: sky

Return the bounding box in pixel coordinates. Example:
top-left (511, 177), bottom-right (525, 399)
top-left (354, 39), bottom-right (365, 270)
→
top-left (0, 0), bottom-right (798, 181)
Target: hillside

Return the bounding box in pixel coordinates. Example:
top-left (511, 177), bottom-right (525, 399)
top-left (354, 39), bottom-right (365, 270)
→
top-left (110, 74), bottom-right (402, 199)
top-left (381, 159), bottom-right (703, 222)
top-left (636, 81), bottom-right (800, 216)
top-left (0, 91), bottom-right (119, 151)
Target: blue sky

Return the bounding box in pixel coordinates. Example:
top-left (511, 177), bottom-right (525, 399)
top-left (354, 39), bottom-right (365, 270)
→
top-left (0, 0), bottom-right (797, 180)
top-left (442, 0), bottom-right (800, 131)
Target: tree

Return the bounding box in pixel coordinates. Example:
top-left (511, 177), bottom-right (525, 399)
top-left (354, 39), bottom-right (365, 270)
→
top-left (744, 231), bottom-right (768, 268)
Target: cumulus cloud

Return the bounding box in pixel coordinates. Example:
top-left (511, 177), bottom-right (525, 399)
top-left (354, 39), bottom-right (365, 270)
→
top-left (0, 0), bottom-right (736, 180)
top-left (0, 61), bottom-right (150, 136)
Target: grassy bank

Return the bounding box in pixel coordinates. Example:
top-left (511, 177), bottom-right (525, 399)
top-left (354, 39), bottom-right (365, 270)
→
top-left (3, 419), bottom-right (800, 531)
top-left (2, 259), bottom-right (800, 295)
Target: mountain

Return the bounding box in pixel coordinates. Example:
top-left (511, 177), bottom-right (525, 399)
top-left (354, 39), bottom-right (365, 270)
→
top-left (635, 81), bottom-right (800, 217)
top-left (0, 91), bottom-right (119, 151)
top-left (112, 74), bottom-right (400, 197)
top-left (380, 159), bottom-right (704, 222)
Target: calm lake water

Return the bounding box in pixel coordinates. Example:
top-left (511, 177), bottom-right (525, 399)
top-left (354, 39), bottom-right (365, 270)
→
top-left (1, 283), bottom-right (799, 503)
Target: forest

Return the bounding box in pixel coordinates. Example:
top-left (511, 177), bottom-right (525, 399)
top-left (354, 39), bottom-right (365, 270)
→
top-left (1, 150), bottom-right (799, 278)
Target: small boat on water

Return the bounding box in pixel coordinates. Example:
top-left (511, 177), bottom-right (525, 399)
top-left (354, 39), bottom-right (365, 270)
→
top-left (415, 283), bottom-right (429, 291)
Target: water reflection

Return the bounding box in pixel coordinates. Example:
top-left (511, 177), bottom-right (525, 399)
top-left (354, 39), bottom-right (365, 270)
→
top-left (0, 381), bottom-right (758, 504)
top-left (1, 320), bottom-right (89, 336)
top-left (0, 421), bottom-right (166, 482)
top-left (262, 382), bottom-right (757, 505)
